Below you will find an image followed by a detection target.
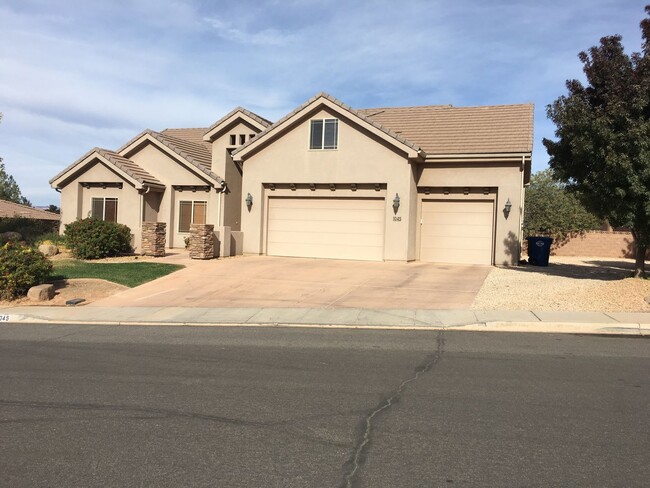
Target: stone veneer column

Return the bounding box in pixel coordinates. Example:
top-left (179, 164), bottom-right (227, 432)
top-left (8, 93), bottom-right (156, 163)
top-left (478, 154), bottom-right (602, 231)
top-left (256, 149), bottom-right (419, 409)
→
top-left (189, 224), bottom-right (215, 259)
top-left (141, 222), bottom-right (166, 257)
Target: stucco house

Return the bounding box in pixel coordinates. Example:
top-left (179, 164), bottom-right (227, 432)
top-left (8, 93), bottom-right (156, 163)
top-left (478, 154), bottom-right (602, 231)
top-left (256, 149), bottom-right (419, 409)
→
top-left (50, 92), bottom-right (533, 265)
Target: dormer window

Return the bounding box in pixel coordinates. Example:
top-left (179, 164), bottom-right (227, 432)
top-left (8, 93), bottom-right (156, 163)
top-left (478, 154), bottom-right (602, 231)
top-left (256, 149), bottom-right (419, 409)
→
top-left (309, 118), bottom-right (338, 150)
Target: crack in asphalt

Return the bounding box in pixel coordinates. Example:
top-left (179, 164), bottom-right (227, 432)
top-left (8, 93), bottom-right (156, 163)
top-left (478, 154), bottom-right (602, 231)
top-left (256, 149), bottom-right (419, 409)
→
top-left (340, 330), bottom-right (445, 488)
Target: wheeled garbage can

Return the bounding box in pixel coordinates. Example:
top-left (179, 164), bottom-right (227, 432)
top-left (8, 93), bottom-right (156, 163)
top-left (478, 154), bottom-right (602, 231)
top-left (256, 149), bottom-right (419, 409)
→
top-left (526, 236), bottom-right (553, 266)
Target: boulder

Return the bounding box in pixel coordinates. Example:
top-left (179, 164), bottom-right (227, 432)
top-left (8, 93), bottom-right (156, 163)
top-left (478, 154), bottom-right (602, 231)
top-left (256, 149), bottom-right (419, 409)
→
top-left (38, 244), bottom-right (59, 256)
top-left (27, 284), bottom-right (55, 302)
top-left (0, 231), bottom-right (22, 243)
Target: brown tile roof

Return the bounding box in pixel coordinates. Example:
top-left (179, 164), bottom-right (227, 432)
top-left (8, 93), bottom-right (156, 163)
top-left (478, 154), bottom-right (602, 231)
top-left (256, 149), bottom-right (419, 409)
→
top-left (0, 199), bottom-right (59, 221)
top-left (118, 129), bottom-right (223, 184)
top-left (94, 148), bottom-right (164, 187)
top-left (357, 103), bottom-right (534, 155)
top-left (232, 92), bottom-right (423, 157)
top-left (50, 147), bottom-right (164, 189)
top-left (161, 128), bottom-right (212, 152)
top-left (203, 107), bottom-right (272, 139)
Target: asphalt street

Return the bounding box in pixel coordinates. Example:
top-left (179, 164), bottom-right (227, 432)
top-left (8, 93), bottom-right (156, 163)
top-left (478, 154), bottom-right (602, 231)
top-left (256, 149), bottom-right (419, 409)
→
top-left (0, 324), bottom-right (648, 487)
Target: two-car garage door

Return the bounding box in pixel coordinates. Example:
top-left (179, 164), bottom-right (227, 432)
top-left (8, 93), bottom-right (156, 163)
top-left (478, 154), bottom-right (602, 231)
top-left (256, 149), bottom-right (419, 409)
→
top-left (420, 200), bottom-right (494, 265)
top-left (267, 197), bottom-right (385, 261)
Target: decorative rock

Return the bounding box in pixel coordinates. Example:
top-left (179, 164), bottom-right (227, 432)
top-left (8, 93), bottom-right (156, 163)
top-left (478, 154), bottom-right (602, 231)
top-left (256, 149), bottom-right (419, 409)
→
top-left (141, 222), bottom-right (166, 257)
top-left (0, 231), bottom-right (22, 243)
top-left (38, 244), bottom-right (59, 256)
top-left (189, 224), bottom-right (215, 259)
top-left (27, 284), bottom-right (55, 302)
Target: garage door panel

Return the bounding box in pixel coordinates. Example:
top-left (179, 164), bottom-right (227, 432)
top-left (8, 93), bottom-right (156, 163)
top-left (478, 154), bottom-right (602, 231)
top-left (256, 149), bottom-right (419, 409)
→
top-left (267, 197), bottom-right (385, 261)
top-left (420, 200), bottom-right (494, 265)
top-left (421, 223), bottom-right (493, 239)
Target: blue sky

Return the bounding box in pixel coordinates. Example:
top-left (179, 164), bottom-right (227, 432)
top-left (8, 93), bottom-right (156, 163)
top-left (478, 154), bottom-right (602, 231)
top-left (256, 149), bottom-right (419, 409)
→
top-left (0, 0), bottom-right (647, 206)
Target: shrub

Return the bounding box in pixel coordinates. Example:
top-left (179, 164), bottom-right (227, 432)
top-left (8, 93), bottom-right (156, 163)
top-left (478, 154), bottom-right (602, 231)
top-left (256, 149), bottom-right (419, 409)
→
top-left (0, 241), bottom-right (53, 300)
top-left (35, 231), bottom-right (67, 247)
top-left (64, 218), bottom-right (132, 259)
top-left (0, 217), bottom-right (59, 244)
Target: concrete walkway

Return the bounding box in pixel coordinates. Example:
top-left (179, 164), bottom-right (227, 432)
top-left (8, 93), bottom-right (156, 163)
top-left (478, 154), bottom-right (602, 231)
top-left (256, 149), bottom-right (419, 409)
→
top-left (2, 306), bottom-right (649, 335)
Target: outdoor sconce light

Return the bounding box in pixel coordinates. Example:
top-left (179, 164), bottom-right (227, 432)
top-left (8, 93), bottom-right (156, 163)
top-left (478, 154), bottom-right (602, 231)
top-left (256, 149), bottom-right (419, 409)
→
top-left (393, 193), bottom-right (400, 214)
top-left (245, 193), bottom-right (253, 211)
top-left (504, 198), bottom-right (512, 215)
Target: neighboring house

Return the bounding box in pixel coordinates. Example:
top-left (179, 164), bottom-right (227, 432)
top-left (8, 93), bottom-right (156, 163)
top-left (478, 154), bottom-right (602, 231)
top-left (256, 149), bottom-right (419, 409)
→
top-left (0, 199), bottom-right (60, 223)
top-left (50, 93), bottom-right (533, 265)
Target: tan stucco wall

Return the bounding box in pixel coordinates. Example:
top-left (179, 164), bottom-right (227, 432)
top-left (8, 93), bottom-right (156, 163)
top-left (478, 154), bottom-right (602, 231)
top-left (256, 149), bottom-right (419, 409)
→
top-left (210, 120), bottom-right (261, 231)
top-left (128, 143), bottom-right (221, 248)
top-left (417, 162), bottom-right (524, 265)
top-left (240, 108), bottom-right (417, 261)
top-left (58, 161), bottom-right (142, 250)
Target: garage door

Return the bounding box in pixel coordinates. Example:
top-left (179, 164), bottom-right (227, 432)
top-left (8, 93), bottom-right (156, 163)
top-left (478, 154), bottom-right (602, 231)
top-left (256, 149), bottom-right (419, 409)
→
top-left (420, 200), bottom-right (494, 265)
top-left (267, 197), bottom-right (385, 261)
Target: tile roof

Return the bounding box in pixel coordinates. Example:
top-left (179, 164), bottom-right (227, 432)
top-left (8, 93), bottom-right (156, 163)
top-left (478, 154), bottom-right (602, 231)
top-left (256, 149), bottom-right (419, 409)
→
top-left (50, 147), bottom-right (164, 188)
top-left (161, 128), bottom-right (212, 153)
top-left (357, 103), bottom-right (534, 155)
top-left (203, 107), bottom-right (272, 139)
top-left (118, 129), bottom-right (223, 184)
top-left (232, 92), bottom-right (423, 157)
top-left (94, 148), bottom-right (164, 187)
top-left (0, 199), bottom-right (59, 221)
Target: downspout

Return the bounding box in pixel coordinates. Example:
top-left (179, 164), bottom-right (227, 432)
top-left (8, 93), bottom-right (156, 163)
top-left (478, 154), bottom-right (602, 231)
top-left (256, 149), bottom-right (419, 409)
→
top-left (519, 156), bottom-right (526, 262)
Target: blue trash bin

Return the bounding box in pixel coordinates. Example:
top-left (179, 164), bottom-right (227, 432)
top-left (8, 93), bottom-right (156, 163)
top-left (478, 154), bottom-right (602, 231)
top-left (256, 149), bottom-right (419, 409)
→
top-left (527, 236), bottom-right (553, 266)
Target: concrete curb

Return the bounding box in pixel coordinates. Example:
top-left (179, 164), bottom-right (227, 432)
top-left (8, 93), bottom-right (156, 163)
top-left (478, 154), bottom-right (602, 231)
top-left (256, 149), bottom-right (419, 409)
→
top-left (2, 313), bottom-right (648, 336)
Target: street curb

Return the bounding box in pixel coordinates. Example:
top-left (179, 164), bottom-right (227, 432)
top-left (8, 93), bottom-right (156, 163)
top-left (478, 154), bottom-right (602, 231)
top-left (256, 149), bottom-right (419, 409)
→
top-left (2, 315), bottom-right (648, 336)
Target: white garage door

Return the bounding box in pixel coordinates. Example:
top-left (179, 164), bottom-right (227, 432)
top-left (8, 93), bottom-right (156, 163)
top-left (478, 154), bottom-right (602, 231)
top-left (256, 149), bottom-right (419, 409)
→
top-left (420, 200), bottom-right (494, 265)
top-left (267, 197), bottom-right (385, 261)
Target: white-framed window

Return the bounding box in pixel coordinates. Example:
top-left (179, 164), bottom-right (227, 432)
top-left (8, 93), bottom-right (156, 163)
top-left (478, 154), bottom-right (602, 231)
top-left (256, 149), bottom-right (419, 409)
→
top-left (91, 197), bottom-right (118, 222)
top-left (178, 200), bottom-right (207, 232)
top-left (309, 118), bottom-right (338, 150)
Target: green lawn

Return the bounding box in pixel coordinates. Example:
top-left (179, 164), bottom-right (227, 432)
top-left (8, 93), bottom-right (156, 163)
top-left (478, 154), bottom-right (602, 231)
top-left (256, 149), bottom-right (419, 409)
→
top-left (50, 260), bottom-right (184, 287)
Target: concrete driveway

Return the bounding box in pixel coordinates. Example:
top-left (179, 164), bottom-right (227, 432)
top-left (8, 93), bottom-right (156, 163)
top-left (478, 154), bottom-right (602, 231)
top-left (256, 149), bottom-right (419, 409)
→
top-left (91, 255), bottom-right (491, 309)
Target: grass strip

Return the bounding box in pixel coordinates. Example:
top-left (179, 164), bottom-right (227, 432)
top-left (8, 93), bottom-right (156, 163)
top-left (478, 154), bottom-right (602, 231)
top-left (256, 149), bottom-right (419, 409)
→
top-left (50, 260), bottom-right (184, 288)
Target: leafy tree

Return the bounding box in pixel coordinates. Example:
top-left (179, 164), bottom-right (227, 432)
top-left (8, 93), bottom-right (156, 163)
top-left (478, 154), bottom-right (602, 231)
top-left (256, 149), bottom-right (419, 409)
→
top-left (47, 205), bottom-right (60, 214)
top-left (543, 6), bottom-right (650, 277)
top-left (523, 170), bottom-right (601, 242)
top-left (0, 114), bottom-right (31, 206)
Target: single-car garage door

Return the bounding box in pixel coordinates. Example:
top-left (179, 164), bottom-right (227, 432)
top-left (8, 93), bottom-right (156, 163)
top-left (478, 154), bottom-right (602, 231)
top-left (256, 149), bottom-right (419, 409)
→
top-left (267, 197), bottom-right (385, 261)
top-left (420, 200), bottom-right (494, 265)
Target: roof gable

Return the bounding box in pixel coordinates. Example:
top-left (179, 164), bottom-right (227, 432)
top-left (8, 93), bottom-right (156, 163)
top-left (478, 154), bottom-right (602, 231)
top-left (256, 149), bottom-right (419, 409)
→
top-left (118, 130), bottom-right (223, 186)
top-left (49, 148), bottom-right (163, 190)
top-left (232, 93), bottom-right (424, 162)
top-left (203, 107), bottom-right (272, 142)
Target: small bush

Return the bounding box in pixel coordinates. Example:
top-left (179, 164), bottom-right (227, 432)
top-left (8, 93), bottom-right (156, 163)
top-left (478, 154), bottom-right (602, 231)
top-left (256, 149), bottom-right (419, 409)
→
top-left (35, 231), bottom-right (67, 247)
top-left (0, 241), bottom-right (53, 300)
top-left (64, 218), bottom-right (132, 260)
top-left (0, 217), bottom-right (59, 244)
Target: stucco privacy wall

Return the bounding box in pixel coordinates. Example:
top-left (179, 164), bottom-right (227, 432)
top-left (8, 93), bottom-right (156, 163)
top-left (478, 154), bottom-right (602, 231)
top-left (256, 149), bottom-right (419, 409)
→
top-left (417, 162), bottom-right (524, 266)
top-left (128, 144), bottom-right (220, 248)
top-left (240, 108), bottom-right (417, 261)
top-left (58, 161), bottom-right (142, 249)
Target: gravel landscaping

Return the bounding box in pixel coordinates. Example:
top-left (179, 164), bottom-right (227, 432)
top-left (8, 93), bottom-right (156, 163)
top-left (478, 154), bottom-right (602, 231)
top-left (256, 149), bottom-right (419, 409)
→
top-left (472, 256), bottom-right (650, 312)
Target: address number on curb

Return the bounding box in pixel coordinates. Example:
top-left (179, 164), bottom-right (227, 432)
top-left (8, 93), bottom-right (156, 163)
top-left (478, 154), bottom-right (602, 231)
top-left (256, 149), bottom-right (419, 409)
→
top-left (0, 315), bottom-right (9, 322)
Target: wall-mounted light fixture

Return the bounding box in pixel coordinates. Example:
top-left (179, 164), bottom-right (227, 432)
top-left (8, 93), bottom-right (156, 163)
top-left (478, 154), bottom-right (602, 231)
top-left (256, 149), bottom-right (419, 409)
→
top-left (393, 193), bottom-right (400, 214)
top-left (245, 193), bottom-right (253, 211)
top-left (504, 198), bottom-right (512, 215)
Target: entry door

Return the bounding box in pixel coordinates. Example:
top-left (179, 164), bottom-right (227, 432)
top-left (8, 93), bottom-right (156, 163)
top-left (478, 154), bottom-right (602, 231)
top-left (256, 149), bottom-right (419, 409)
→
top-left (420, 200), bottom-right (494, 265)
top-left (267, 197), bottom-right (385, 261)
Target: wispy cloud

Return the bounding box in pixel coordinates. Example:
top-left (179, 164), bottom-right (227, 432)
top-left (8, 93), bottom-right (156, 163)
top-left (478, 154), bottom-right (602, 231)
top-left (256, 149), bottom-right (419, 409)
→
top-left (0, 0), bottom-right (648, 204)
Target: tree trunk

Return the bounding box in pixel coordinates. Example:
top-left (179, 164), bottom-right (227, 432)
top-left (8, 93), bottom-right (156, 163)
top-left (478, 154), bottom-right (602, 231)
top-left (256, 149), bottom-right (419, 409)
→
top-left (633, 234), bottom-right (647, 278)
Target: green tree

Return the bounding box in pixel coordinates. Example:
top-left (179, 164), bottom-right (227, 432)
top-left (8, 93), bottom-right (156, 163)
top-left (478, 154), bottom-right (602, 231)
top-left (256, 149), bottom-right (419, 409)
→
top-left (0, 114), bottom-right (31, 206)
top-left (543, 6), bottom-right (650, 277)
top-left (523, 170), bottom-right (601, 242)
